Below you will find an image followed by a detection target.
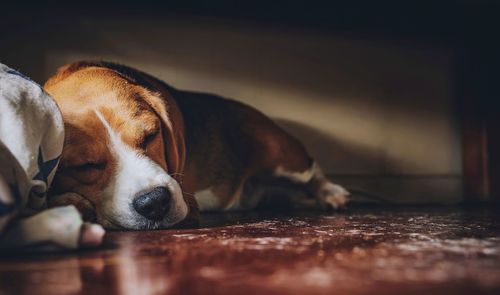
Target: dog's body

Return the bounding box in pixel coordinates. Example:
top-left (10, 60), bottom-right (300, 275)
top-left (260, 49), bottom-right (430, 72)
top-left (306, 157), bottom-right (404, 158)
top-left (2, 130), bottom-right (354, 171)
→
top-left (44, 61), bottom-right (348, 230)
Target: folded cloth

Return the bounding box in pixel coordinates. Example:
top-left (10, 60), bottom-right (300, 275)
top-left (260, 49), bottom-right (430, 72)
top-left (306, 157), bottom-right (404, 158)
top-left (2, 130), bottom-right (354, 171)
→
top-left (0, 63), bottom-right (101, 249)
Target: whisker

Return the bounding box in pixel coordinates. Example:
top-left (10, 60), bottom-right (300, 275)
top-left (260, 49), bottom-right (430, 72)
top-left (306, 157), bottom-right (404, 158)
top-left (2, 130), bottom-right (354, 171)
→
top-left (182, 191), bottom-right (195, 197)
top-left (170, 172), bottom-right (185, 184)
top-left (170, 173), bottom-right (185, 177)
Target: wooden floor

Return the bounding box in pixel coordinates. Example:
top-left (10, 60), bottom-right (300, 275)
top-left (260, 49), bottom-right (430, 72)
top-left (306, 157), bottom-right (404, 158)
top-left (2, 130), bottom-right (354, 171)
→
top-left (1, 206), bottom-right (500, 295)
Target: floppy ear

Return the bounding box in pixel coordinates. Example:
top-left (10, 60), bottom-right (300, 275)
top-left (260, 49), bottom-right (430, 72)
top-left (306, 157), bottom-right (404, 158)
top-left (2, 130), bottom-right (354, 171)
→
top-left (138, 87), bottom-right (186, 181)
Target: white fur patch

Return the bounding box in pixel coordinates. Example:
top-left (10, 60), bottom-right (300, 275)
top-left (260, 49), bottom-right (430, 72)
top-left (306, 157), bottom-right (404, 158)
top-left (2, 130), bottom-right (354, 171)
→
top-left (274, 162), bottom-right (317, 183)
top-left (316, 181), bottom-right (350, 209)
top-left (275, 161), bottom-right (349, 209)
top-left (95, 111), bottom-right (188, 229)
top-left (194, 188), bottom-right (221, 211)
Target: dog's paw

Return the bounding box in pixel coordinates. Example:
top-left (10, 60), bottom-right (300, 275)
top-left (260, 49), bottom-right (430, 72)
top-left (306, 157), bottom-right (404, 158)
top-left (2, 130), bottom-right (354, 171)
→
top-left (316, 181), bottom-right (349, 210)
top-left (79, 222), bottom-right (105, 247)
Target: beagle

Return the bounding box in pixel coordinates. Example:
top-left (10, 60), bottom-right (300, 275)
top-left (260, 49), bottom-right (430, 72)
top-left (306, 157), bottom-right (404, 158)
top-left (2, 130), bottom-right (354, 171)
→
top-left (44, 61), bottom-right (349, 230)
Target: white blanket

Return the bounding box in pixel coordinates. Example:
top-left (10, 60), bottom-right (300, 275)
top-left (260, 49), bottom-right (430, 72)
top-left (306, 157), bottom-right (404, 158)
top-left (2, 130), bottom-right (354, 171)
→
top-left (0, 63), bottom-right (85, 249)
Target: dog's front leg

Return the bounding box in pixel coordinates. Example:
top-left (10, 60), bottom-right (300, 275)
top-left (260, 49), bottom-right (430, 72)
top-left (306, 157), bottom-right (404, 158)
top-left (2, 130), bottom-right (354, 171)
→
top-left (0, 205), bottom-right (104, 250)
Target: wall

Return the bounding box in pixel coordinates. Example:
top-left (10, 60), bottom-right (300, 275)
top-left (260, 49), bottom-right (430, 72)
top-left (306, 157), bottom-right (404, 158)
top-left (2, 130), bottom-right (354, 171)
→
top-left (0, 15), bottom-right (462, 203)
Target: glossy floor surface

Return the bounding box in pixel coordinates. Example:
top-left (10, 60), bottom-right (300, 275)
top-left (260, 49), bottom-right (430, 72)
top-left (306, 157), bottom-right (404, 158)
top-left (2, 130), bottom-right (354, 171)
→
top-left (1, 207), bottom-right (500, 295)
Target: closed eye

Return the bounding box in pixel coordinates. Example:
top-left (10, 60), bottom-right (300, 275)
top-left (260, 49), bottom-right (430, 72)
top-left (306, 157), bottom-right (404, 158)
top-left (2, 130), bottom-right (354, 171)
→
top-left (69, 162), bottom-right (107, 172)
top-left (141, 129), bottom-right (159, 148)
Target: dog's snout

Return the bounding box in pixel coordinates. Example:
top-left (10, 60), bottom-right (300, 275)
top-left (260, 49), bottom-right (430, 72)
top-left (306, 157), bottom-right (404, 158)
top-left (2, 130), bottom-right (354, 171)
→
top-left (133, 187), bottom-right (171, 220)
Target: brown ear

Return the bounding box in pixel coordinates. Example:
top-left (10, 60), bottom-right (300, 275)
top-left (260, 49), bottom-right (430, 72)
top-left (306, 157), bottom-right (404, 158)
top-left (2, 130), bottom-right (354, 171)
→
top-left (138, 87), bottom-right (186, 182)
top-left (44, 61), bottom-right (99, 89)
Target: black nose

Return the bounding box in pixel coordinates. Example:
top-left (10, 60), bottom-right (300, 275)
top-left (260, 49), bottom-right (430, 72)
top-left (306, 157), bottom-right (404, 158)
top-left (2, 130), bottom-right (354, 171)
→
top-left (133, 187), bottom-right (171, 220)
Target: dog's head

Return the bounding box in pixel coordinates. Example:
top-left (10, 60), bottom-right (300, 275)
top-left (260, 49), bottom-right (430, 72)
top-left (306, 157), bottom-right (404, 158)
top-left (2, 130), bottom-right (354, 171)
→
top-left (44, 62), bottom-right (197, 230)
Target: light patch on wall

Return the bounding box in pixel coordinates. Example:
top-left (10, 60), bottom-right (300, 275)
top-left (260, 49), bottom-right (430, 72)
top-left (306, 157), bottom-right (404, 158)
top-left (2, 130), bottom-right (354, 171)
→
top-left (42, 16), bottom-right (460, 179)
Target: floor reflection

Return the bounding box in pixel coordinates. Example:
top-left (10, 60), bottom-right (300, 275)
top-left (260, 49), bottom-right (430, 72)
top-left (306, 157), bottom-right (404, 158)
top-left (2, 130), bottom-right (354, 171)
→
top-left (1, 207), bottom-right (500, 295)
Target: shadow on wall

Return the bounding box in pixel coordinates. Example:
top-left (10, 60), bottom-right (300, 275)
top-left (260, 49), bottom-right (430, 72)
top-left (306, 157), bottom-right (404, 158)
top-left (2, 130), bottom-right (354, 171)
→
top-left (275, 118), bottom-right (463, 203)
top-left (274, 118), bottom-right (384, 175)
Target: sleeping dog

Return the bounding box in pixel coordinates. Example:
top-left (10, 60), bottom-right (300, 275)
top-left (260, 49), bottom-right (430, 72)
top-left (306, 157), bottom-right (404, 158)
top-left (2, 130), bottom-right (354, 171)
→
top-left (44, 61), bottom-right (349, 230)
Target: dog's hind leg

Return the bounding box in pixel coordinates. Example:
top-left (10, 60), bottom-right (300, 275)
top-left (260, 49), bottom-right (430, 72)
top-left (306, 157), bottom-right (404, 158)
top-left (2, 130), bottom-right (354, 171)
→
top-left (244, 121), bottom-right (349, 210)
top-left (271, 161), bottom-right (350, 210)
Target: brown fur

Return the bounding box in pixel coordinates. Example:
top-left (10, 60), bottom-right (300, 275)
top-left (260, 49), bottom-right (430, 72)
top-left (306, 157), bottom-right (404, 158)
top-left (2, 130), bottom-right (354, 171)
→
top-left (45, 61), bottom-right (317, 225)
